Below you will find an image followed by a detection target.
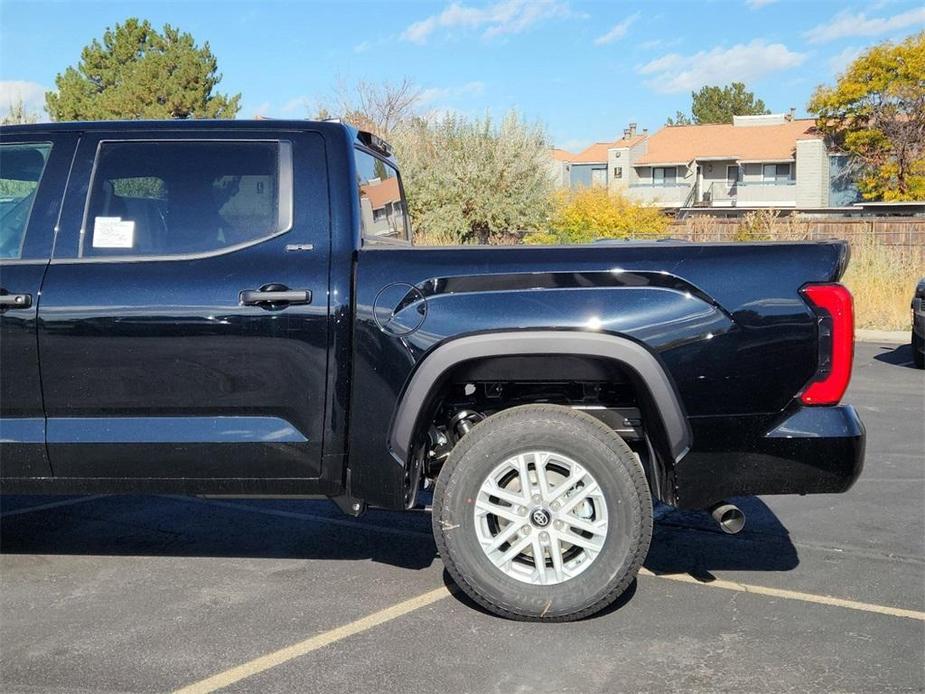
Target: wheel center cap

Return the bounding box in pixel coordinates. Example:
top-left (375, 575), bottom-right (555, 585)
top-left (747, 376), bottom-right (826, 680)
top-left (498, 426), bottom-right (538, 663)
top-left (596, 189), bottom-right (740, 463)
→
top-left (530, 507), bottom-right (552, 528)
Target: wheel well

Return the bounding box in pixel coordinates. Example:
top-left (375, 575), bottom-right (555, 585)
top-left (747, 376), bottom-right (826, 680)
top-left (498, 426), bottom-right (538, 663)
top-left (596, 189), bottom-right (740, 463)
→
top-left (410, 354), bottom-right (676, 504)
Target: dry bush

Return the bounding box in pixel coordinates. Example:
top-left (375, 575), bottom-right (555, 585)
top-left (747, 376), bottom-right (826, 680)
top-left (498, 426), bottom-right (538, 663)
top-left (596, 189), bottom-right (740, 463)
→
top-left (733, 209), bottom-right (811, 241)
top-left (842, 239), bottom-right (924, 330)
top-left (413, 228), bottom-right (464, 246)
top-left (675, 214), bottom-right (722, 241)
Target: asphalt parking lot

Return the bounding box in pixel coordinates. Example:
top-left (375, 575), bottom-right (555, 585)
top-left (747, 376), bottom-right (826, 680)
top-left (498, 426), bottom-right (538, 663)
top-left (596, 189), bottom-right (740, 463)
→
top-left (1, 341), bottom-right (923, 693)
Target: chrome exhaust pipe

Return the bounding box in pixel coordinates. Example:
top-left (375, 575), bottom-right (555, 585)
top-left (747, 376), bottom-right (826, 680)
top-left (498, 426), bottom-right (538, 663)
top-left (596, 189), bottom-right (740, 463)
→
top-left (709, 502), bottom-right (746, 534)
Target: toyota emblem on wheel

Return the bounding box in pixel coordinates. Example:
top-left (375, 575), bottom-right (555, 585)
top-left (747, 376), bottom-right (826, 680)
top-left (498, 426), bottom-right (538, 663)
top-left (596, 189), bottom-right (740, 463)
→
top-left (531, 508), bottom-right (551, 527)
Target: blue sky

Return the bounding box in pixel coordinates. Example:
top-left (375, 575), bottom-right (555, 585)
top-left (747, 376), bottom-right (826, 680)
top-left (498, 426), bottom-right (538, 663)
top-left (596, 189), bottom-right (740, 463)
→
top-left (1, 0), bottom-right (923, 151)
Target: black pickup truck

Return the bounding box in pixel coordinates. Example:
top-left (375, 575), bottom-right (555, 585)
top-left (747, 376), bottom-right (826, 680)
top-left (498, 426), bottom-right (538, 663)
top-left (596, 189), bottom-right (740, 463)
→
top-left (0, 120), bottom-right (864, 621)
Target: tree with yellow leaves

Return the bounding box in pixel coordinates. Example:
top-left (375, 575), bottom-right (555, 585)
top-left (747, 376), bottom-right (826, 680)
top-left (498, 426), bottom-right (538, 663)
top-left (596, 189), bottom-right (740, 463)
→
top-left (526, 188), bottom-right (669, 245)
top-left (808, 33), bottom-right (925, 201)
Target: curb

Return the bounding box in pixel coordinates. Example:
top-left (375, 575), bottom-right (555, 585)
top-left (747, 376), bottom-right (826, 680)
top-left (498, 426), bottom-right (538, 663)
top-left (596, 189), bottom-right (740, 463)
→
top-left (855, 329), bottom-right (908, 344)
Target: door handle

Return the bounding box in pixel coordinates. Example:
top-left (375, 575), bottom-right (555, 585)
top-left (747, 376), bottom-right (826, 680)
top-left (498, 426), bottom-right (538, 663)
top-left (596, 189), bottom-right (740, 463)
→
top-left (240, 287), bottom-right (312, 306)
top-left (0, 293), bottom-right (32, 309)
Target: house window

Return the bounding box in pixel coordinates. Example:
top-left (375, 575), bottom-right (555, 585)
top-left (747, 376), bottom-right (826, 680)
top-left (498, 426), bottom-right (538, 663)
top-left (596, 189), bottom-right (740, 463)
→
top-left (613, 167), bottom-right (623, 179)
top-left (763, 163), bottom-right (792, 183)
top-left (653, 167), bottom-right (677, 186)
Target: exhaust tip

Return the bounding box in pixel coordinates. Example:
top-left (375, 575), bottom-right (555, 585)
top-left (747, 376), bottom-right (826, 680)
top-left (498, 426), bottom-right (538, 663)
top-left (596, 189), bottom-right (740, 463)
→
top-left (710, 503), bottom-right (746, 534)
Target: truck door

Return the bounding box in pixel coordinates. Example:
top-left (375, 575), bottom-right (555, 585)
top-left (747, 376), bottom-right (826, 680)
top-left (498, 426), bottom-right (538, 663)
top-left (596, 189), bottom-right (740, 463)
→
top-left (0, 134), bottom-right (76, 478)
top-left (38, 129), bottom-right (331, 483)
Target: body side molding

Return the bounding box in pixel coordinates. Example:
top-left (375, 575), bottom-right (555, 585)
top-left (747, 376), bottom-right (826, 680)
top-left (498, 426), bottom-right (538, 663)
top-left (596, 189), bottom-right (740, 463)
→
top-left (389, 331), bottom-right (692, 465)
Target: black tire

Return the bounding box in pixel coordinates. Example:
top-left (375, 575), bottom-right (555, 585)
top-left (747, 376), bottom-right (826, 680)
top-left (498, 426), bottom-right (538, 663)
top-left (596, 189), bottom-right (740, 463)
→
top-left (913, 331), bottom-right (924, 369)
top-left (432, 404), bottom-right (653, 621)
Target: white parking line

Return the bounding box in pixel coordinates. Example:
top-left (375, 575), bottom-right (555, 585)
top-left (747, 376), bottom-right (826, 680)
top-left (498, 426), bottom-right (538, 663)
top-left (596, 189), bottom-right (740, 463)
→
top-left (173, 585), bottom-right (455, 694)
top-left (638, 569), bottom-right (925, 621)
top-left (0, 495), bottom-right (107, 518)
top-left (171, 568), bottom-right (924, 693)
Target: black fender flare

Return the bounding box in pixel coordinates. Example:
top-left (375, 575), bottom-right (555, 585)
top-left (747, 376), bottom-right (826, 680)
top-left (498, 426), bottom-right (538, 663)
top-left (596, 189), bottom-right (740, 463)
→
top-left (388, 331), bottom-right (692, 465)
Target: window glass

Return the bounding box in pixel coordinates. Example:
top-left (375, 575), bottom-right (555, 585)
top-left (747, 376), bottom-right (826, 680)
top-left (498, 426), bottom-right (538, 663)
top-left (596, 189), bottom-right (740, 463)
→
top-left (83, 140), bottom-right (291, 257)
top-left (763, 163), bottom-right (792, 183)
top-left (354, 148), bottom-right (409, 242)
top-left (653, 167), bottom-right (677, 185)
top-left (727, 166), bottom-right (740, 185)
top-left (0, 142), bottom-right (52, 259)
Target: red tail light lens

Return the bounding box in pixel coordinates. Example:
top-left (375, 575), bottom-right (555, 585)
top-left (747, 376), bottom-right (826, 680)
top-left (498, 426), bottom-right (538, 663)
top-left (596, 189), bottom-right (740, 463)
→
top-left (799, 283), bottom-right (854, 406)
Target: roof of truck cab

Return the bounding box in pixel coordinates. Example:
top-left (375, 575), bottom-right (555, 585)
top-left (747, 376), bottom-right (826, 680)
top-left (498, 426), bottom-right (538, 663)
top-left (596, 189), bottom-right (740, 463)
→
top-left (0, 118), bottom-right (403, 165)
top-left (0, 118), bottom-right (352, 134)
top-left (0, 118), bottom-right (372, 152)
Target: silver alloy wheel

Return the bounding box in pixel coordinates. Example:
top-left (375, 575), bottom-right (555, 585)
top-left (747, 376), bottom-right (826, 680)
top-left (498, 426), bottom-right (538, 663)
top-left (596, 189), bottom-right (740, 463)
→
top-left (473, 450), bottom-right (609, 586)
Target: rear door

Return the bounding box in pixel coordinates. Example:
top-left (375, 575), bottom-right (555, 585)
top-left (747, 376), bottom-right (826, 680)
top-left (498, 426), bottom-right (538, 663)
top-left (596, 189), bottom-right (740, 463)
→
top-left (38, 129), bottom-right (332, 483)
top-left (0, 134), bottom-right (76, 477)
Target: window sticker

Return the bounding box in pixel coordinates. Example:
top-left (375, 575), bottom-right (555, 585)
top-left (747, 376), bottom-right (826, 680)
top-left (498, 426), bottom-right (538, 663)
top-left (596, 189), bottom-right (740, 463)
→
top-left (92, 217), bottom-right (135, 248)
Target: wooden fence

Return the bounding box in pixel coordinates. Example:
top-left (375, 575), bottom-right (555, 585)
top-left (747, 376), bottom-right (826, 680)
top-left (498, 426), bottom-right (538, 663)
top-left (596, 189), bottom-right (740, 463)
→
top-left (669, 216), bottom-right (925, 251)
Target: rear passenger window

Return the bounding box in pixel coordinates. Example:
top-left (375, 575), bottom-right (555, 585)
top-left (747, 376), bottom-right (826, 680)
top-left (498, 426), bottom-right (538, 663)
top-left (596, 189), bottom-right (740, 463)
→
top-left (82, 141), bottom-right (292, 257)
top-left (0, 142), bottom-right (52, 259)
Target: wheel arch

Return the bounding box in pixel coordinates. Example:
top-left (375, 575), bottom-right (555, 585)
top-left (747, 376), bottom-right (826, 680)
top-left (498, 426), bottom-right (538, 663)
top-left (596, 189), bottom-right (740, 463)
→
top-left (388, 331), bottom-right (692, 478)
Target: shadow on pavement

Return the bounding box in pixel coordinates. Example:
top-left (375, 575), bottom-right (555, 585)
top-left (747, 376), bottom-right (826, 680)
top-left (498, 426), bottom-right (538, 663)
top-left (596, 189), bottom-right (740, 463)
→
top-left (646, 496), bottom-right (799, 579)
top-left (1, 493), bottom-right (798, 612)
top-left (0, 495), bottom-right (437, 570)
top-left (872, 342), bottom-right (916, 368)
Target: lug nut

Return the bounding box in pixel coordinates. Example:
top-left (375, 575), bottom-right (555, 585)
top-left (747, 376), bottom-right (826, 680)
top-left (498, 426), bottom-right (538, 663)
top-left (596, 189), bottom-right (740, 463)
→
top-left (520, 526), bottom-right (531, 536)
top-left (540, 531), bottom-right (549, 543)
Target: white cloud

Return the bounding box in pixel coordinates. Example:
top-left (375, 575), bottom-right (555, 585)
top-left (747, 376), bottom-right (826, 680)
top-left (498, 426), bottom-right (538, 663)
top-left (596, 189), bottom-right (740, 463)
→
top-left (639, 37), bottom-right (681, 51)
top-left (805, 7), bottom-right (925, 44)
top-left (402, 0), bottom-right (574, 44)
top-left (594, 12), bottom-right (640, 46)
top-left (280, 96), bottom-right (313, 116)
top-left (353, 41), bottom-right (371, 54)
top-left (827, 46), bottom-right (864, 75)
top-left (746, 0), bottom-right (778, 9)
top-left (0, 80), bottom-right (48, 118)
top-left (418, 81), bottom-right (486, 106)
top-left (638, 40), bottom-right (806, 94)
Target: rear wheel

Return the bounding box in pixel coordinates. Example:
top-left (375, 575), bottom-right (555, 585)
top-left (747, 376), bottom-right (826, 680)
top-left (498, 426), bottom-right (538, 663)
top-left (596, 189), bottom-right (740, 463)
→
top-left (913, 331), bottom-right (924, 369)
top-left (432, 404), bottom-right (652, 621)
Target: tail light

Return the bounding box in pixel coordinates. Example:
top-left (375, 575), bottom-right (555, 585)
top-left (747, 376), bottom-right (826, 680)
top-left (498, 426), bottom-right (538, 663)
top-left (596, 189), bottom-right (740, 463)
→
top-left (799, 283), bottom-right (854, 406)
